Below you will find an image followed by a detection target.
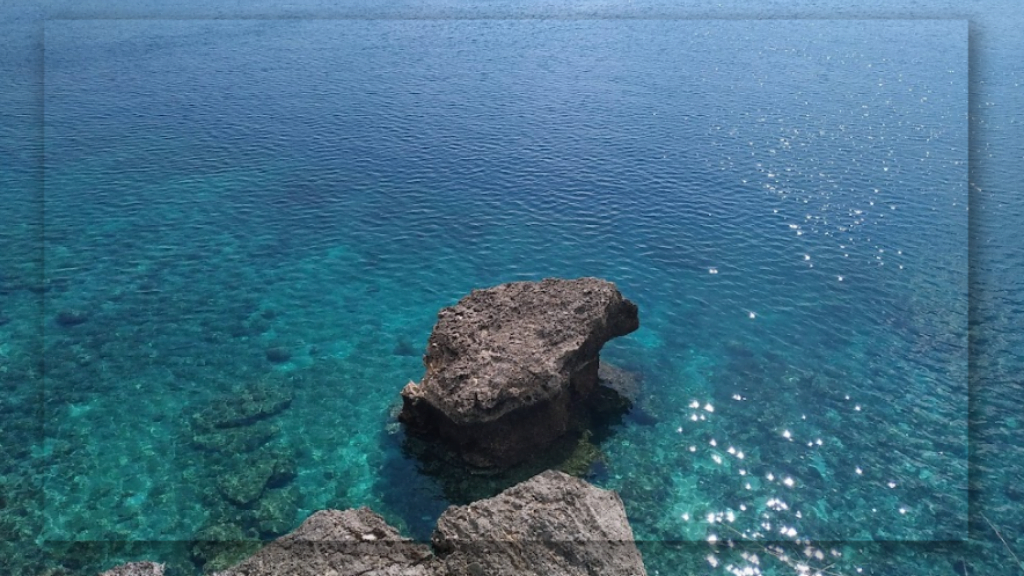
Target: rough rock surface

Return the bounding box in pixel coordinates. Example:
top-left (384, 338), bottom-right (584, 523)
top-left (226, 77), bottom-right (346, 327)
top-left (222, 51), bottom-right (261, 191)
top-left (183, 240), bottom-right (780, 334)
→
top-left (99, 562), bottom-right (165, 576)
top-left (433, 470), bottom-right (647, 576)
top-left (213, 507), bottom-right (436, 576)
top-left (400, 277), bottom-right (639, 468)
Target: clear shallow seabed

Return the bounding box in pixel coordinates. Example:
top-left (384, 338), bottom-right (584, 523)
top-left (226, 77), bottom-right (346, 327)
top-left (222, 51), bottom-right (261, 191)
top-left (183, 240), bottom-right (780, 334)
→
top-left (0, 4), bottom-right (1019, 576)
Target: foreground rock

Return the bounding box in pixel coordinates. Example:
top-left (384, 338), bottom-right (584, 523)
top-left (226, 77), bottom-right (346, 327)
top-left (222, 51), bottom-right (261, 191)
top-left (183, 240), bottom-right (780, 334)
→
top-left (433, 470), bottom-right (647, 576)
top-left (212, 507), bottom-right (435, 576)
top-left (206, 469), bottom-right (644, 576)
top-left (400, 278), bottom-right (639, 469)
top-left (101, 471), bottom-right (646, 576)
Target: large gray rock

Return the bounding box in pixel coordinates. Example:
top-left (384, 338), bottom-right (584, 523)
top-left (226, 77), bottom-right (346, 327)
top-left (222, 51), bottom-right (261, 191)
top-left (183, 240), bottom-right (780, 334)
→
top-left (432, 470), bottom-right (647, 576)
top-left (213, 507), bottom-right (436, 576)
top-left (400, 278), bottom-right (639, 468)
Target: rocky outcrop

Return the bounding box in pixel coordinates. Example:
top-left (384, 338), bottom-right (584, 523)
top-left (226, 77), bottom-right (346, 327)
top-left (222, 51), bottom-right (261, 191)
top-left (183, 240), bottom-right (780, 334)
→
top-left (400, 278), bottom-right (639, 469)
top-left (103, 471), bottom-right (646, 576)
top-left (433, 470), bottom-right (647, 576)
top-left (212, 507), bottom-right (436, 576)
top-left (212, 470), bottom-right (644, 576)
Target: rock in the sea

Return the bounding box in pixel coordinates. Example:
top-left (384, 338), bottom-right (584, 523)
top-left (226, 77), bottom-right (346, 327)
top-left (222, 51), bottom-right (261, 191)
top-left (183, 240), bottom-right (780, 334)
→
top-left (213, 508), bottom-right (436, 576)
top-left (254, 485), bottom-right (302, 537)
top-left (188, 382), bottom-right (292, 454)
top-left (99, 562), bottom-right (165, 576)
top-left (433, 469), bottom-right (647, 576)
top-left (596, 363), bottom-right (658, 426)
top-left (597, 362), bottom-right (643, 403)
top-left (400, 277), bottom-right (639, 469)
top-left (196, 384), bottom-right (293, 429)
top-left (211, 470), bottom-right (644, 576)
top-left (126, 471), bottom-right (647, 576)
top-left (192, 419), bottom-right (279, 454)
top-left (215, 446), bottom-right (297, 506)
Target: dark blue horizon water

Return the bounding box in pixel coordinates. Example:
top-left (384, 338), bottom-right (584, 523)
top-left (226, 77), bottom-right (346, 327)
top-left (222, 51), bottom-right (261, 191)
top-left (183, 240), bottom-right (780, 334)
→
top-left (1, 3), bottom-right (1020, 576)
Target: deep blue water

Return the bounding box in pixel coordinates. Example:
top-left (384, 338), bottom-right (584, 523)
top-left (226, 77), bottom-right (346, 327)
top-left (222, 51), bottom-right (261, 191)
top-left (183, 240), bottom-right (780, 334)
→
top-left (1, 2), bottom-right (1020, 576)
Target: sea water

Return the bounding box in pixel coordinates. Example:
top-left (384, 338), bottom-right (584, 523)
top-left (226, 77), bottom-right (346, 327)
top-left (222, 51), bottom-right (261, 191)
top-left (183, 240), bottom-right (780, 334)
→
top-left (0, 4), bottom-right (1020, 576)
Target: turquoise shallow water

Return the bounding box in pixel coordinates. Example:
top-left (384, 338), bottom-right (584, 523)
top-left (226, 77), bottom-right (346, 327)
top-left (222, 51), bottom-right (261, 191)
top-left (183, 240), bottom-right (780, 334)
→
top-left (0, 2), bottom-right (1020, 576)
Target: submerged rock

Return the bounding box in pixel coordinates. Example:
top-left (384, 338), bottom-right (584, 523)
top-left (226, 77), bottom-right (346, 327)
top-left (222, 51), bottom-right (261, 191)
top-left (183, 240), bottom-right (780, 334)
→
top-left (596, 362), bottom-right (643, 403)
top-left (215, 446), bottom-right (297, 506)
top-left (399, 277), bottom-right (639, 469)
top-left (55, 308), bottom-right (90, 327)
top-left (191, 383), bottom-right (292, 430)
top-left (254, 485), bottom-right (302, 537)
top-left (192, 420), bottom-right (279, 454)
top-left (552, 429), bottom-right (607, 477)
top-left (99, 562), bottom-right (165, 576)
top-left (190, 522), bottom-right (262, 573)
top-left (265, 346), bottom-right (291, 364)
top-left (188, 382), bottom-right (292, 454)
top-left (393, 336), bottom-right (420, 357)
